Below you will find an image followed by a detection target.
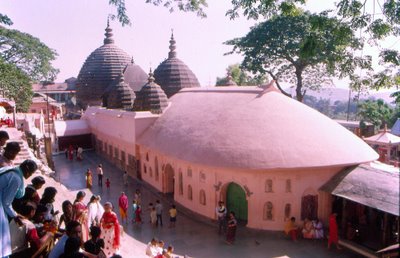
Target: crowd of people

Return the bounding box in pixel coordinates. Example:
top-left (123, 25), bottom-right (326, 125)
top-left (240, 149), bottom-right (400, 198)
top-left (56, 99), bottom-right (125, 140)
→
top-left (145, 238), bottom-right (174, 258)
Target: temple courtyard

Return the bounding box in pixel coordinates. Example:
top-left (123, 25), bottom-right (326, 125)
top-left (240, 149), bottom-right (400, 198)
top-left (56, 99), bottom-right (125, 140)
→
top-left (52, 151), bottom-right (365, 258)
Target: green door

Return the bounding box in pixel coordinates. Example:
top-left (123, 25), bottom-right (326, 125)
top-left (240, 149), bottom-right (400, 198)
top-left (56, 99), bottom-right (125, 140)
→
top-left (226, 183), bottom-right (248, 221)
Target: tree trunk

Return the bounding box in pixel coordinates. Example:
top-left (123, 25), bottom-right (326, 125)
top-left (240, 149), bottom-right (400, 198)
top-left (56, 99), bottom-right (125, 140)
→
top-left (295, 68), bottom-right (304, 102)
top-left (266, 71), bottom-right (292, 98)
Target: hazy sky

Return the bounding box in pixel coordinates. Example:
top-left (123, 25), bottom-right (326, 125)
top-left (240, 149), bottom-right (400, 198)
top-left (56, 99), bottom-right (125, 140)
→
top-left (1, 0), bottom-right (398, 88)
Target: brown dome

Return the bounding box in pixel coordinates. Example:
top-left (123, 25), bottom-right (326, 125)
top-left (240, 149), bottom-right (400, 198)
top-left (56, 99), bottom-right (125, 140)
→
top-left (103, 72), bottom-right (135, 110)
top-left (134, 70), bottom-right (169, 114)
top-left (154, 33), bottom-right (200, 98)
top-left (76, 23), bottom-right (133, 107)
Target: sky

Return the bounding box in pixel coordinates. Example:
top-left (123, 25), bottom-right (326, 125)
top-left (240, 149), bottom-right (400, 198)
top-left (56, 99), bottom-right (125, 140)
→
top-left (1, 0), bottom-right (398, 88)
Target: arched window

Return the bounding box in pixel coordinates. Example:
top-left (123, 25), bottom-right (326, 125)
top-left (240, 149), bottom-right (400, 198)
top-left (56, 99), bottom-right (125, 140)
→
top-left (155, 157), bottom-right (159, 181)
top-left (263, 202), bottom-right (273, 220)
top-left (285, 179), bottom-right (291, 193)
top-left (149, 167), bottom-right (153, 178)
top-left (146, 152), bottom-right (149, 161)
top-left (284, 203), bottom-right (291, 219)
top-left (144, 165), bottom-right (147, 174)
top-left (265, 179), bottom-right (273, 192)
top-left (178, 171), bottom-right (183, 195)
top-left (199, 189), bottom-right (206, 205)
top-left (187, 167), bottom-right (192, 177)
top-left (188, 185), bottom-right (193, 200)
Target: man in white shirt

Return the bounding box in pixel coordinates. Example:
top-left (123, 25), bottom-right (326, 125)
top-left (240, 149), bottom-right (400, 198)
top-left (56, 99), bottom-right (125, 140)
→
top-left (216, 201), bottom-right (227, 234)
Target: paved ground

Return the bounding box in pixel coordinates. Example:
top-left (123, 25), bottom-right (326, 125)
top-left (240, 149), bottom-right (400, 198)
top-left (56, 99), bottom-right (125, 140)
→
top-left (53, 151), bottom-right (364, 258)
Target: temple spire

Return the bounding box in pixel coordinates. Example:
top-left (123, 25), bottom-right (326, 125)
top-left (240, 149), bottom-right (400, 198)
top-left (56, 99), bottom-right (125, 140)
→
top-left (148, 68), bottom-right (155, 83)
top-left (104, 18), bottom-right (115, 44)
top-left (168, 30), bottom-right (177, 59)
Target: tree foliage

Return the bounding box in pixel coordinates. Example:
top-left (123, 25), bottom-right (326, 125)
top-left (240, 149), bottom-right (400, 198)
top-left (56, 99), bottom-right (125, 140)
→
top-left (215, 63), bottom-right (267, 86)
top-left (225, 12), bottom-right (369, 101)
top-left (0, 59), bottom-right (32, 112)
top-left (0, 27), bottom-right (59, 82)
top-left (357, 98), bottom-right (394, 129)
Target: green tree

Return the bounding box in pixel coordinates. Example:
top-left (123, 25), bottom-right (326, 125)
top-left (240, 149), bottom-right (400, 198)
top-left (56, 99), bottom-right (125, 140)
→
top-left (215, 63), bottom-right (267, 86)
top-left (0, 15), bottom-right (58, 111)
top-left (225, 12), bottom-right (369, 101)
top-left (357, 99), bottom-right (394, 129)
top-left (0, 59), bottom-right (32, 112)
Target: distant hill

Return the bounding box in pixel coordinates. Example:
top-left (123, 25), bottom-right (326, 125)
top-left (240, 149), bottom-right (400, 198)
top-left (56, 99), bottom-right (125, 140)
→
top-left (285, 87), bottom-right (396, 104)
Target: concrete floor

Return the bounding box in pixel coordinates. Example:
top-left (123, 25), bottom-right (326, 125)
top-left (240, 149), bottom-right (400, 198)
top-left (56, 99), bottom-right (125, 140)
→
top-left (53, 151), bottom-right (364, 258)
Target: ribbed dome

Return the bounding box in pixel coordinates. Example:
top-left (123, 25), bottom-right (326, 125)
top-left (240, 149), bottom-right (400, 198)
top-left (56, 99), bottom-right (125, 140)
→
top-left (154, 33), bottom-right (200, 98)
top-left (123, 58), bottom-right (148, 92)
top-left (76, 22), bottom-right (132, 107)
top-left (134, 70), bottom-right (169, 114)
top-left (103, 72), bottom-right (135, 110)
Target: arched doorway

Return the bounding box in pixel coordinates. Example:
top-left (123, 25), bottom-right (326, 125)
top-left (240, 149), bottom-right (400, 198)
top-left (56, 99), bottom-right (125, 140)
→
top-left (301, 188), bottom-right (318, 220)
top-left (164, 164), bottom-right (174, 195)
top-left (226, 182), bottom-right (248, 221)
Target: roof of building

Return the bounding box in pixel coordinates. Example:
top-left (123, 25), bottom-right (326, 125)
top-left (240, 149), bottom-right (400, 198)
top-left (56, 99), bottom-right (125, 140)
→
top-left (391, 118), bottom-right (400, 136)
top-left (76, 22), bottom-right (133, 107)
top-left (54, 120), bottom-right (91, 137)
top-left (320, 162), bottom-right (399, 216)
top-left (154, 33), bottom-right (200, 98)
top-left (134, 70), bottom-right (169, 114)
top-left (137, 86), bottom-right (378, 170)
top-left (103, 72), bottom-right (135, 110)
top-left (363, 128), bottom-right (400, 146)
top-left (32, 78), bottom-right (77, 93)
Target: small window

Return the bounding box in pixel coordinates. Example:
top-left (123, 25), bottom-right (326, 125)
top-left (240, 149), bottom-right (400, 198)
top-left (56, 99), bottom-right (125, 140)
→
top-left (149, 167), bottom-right (153, 178)
top-left (155, 157), bottom-right (159, 181)
top-left (200, 171), bottom-right (206, 182)
top-left (199, 189), bottom-right (206, 205)
top-left (178, 171), bottom-right (183, 195)
top-left (121, 151), bottom-right (126, 162)
top-left (114, 147), bottom-right (119, 159)
top-left (284, 203), bottom-right (291, 219)
top-left (187, 167), bottom-right (192, 177)
top-left (265, 179), bottom-right (273, 193)
top-left (146, 152), bottom-right (149, 161)
top-left (188, 185), bottom-right (193, 200)
top-left (108, 145), bottom-right (113, 156)
top-left (144, 165), bottom-right (147, 174)
top-left (285, 179), bottom-right (291, 193)
top-left (263, 202), bottom-right (273, 220)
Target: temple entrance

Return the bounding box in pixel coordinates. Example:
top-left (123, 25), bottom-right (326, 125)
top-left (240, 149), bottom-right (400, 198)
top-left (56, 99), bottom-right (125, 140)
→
top-left (301, 188), bottom-right (318, 220)
top-left (226, 182), bottom-right (248, 221)
top-left (164, 164), bottom-right (174, 195)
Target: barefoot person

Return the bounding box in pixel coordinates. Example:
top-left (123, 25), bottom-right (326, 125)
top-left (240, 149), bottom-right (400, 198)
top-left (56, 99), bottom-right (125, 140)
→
top-left (328, 213), bottom-right (342, 250)
top-left (226, 211), bottom-right (237, 245)
top-left (100, 202), bottom-right (120, 257)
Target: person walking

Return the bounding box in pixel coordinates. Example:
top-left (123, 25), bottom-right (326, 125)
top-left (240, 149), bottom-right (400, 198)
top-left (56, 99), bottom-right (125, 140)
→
top-left (169, 204), bottom-right (177, 228)
top-left (216, 201), bottom-right (227, 234)
top-left (226, 211), bottom-right (237, 245)
top-left (131, 200), bottom-right (138, 224)
top-left (123, 171), bottom-right (128, 186)
top-left (86, 168), bottom-right (93, 188)
top-left (96, 164), bottom-right (103, 187)
top-left (100, 202), bottom-right (120, 257)
top-left (328, 212), bottom-right (342, 250)
top-left (155, 200), bottom-right (163, 227)
top-left (118, 192), bottom-right (129, 224)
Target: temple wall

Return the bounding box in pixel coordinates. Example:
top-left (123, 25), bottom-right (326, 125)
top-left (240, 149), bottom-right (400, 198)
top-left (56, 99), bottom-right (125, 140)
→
top-left (139, 146), bottom-right (343, 231)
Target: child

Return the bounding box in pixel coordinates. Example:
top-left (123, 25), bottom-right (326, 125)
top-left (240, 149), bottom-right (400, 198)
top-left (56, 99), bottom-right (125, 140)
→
top-left (131, 200), bottom-right (137, 223)
top-left (169, 204), bottom-right (177, 228)
top-left (150, 207), bottom-right (157, 226)
top-left (39, 187), bottom-right (59, 221)
top-left (135, 205), bottom-right (142, 224)
top-left (58, 200), bottom-right (73, 230)
top-left (165, 245), bottom-right (174, 258)
top-left (105, 178), bottom-right (110, 190)
top-left (83, 226), bottom-right (105, 255)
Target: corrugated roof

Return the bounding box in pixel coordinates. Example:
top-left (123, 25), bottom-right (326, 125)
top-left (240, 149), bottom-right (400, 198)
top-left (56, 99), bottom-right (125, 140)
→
top-left (320, 163), bottom-right (399, 216)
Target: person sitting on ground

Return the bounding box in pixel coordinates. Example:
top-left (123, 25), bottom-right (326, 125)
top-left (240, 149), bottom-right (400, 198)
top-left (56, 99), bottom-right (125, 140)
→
top-left (48, 220), bottom-right (82, 258)
top-left (59, 236), bottom-right (97, 258)
top-left (164, 245), bottom-right (174, 258)
top-left (0, 130), bottom-right (10, 148)
top-left (313, 218), bottom-right (324, 239)
top-left (156, 240), bottom-right (165, 256)
top-left (0, 141), bottom-right (21, 167)
top-left (284, 217), bottom-right (299, 242)
top-left (9, 202), bottom-right (54, 258)
top-left (83, 226), bottom-right (105, 256)
top-left (145, 238), bottom-right (159, 258)
top-left (59, 200), bottom-right (73, 231)
top-left (302, 218), bottom-right (315, 239)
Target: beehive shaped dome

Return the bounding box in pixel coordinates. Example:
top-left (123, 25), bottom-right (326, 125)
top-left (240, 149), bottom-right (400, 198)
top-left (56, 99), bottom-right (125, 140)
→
top-left (154, 33), bottom-right (200, 98)
top-left (76, 22), bottom-right (133, 107)
top-left (134, 70), bottom-right (169, 114)
top-left (103, 72), bottom-right (135, 110)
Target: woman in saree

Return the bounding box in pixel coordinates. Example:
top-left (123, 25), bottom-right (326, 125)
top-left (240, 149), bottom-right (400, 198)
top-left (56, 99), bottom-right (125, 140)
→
top-left (100, 202), bottom-right (120, 257)
top-left (85, 169), bottom-right (93, 188)
top-left (73, 191), bottom-right (89, 242)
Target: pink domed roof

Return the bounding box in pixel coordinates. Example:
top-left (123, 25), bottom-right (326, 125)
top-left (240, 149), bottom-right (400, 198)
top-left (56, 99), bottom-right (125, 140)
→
top-left (137, 87), bottom-right (378, 169)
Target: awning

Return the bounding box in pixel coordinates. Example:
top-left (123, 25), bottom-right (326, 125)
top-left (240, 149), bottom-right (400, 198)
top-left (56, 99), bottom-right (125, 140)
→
top-left (54, 120), bottom-right (90, 137)
top-left (320, 163), bottom-right (399, 216)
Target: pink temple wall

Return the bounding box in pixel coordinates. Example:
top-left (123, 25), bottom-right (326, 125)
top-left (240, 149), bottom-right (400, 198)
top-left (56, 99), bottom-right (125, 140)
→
top-left (139, 147), bottom-right (342, 231)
